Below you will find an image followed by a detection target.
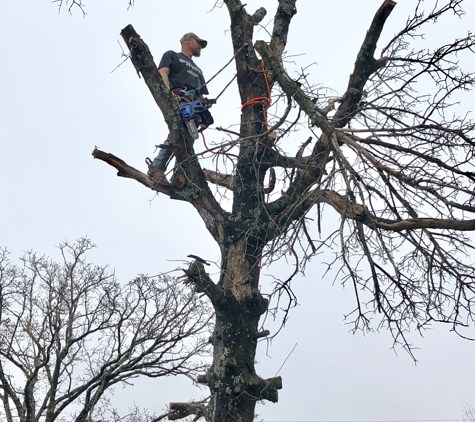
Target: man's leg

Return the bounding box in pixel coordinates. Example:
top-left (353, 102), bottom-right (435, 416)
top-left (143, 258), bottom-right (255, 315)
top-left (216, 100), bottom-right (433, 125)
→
top-left (147, 138), bottom-right (172, 186)
top-left (152, 143), bottom-right (172, 169)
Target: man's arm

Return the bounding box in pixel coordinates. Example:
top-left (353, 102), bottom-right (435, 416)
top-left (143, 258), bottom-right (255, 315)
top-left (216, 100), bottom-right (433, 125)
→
top-left (158, 67), bottom-right (171, 89)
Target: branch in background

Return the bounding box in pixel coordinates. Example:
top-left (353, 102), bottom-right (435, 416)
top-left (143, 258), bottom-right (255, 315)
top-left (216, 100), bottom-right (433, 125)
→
top-left (0, 239), bottom-right (211, 422)
top-left (333, 0), bottom-right (396, 127)
top-left (53, 0), bottom-right (86, 16)
top-left (314, 189), bottom-right (475, 232)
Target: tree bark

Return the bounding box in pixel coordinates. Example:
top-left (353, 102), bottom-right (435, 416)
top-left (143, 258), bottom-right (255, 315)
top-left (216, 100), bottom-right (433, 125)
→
top-left (185, 243), bottom-right (280, 421)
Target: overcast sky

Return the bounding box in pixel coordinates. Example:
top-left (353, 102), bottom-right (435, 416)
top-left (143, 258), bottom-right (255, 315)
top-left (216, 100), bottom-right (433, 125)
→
top-left (1, 1), bottom-right (475, 421)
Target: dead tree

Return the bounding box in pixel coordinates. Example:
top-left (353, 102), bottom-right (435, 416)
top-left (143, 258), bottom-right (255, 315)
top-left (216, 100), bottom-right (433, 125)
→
top-left (0, 239), bottom-right (211, 422)
top-left (93, 1), bottom-right (475, 421)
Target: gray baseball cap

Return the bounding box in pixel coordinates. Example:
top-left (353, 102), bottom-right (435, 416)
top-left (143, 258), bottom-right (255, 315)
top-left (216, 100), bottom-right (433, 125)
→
top-left (180, 33), bottom-right (208, 48)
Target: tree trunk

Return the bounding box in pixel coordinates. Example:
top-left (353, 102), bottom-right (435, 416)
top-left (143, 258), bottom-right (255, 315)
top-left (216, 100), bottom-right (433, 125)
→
top-left (181, 238), bottom-right (281, 422)
top-left (204, 240), bottom-right (280, 422)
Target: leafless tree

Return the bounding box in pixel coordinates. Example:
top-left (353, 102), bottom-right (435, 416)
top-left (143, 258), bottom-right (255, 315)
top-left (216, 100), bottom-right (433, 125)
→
top-left (91, 0), bottom-right (475, 421)
top-left (53, 0), bottom-right (87, 16)
top-left (0, 238), bottom-right (211, 422)
top-left (464, 404), bottom-right (475, 422)
top-left (53, 0), bottom-right (137, 15)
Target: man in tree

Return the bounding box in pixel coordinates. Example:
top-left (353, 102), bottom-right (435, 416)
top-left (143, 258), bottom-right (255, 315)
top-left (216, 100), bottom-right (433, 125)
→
top-left (147, 32), bottom-right (211, 186)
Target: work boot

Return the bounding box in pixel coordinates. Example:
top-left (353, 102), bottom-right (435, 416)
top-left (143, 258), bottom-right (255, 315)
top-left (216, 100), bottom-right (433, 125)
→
top-left (146, 159), bottom-right (170, 187)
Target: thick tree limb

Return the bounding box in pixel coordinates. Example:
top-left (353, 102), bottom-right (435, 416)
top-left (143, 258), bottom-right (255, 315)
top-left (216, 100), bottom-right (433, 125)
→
top-left (262, 148), bottom-right (313, 169)
top-left (223, 0), bottom-right (254, 95)
top-left (255, 41), bottom-right (333, 137)
top-left (247, 375), bottom-right (282, 403)
top-left (204, 168), bottom-right (276, 195)
top-left (169, 402), bottom-right (207, 421)
top-left (203, 169), bottom-right (234, 190)
top-left (255, 330), bottom-right (270, 339)
top-left (92, 150), bottom-right (230, 243)
top-left (223, 1), bottom-right (279, 228)
top-left (371, 217), bottom-right (475, 232)
top-left (269, 0), bottom-right (297, 64)
top-left (120, 25), bottom-right (182, 136)
top-left (333, 0), bottom-right (396, 127)
top-left (250, 7), bottom-right (266, 26)
top-left (92, 148), bottom-right (169, 194)
top-left (313, 189), bottom-right (475, 232)
top-left (183, 261), bottom-right (223, 308)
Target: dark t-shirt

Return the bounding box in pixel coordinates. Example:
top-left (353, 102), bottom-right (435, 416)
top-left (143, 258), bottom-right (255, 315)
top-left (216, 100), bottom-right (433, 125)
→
top-left (159, 50), bottom-right (209, 95)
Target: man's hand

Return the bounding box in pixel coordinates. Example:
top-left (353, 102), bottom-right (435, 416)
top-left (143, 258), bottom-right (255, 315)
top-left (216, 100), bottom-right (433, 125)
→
top-left (202, 98), bottom-right (217, 108)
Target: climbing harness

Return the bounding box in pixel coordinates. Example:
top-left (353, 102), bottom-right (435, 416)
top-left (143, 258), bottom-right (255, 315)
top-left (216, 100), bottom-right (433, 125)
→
top-left (172, 88), bottom-right (214, 140)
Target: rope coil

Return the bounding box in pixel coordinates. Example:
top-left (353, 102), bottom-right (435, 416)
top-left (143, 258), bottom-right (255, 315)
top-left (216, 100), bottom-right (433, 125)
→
top-left (241, 60), bottom-right (272, 129)
top-left (203, 60), bottom-right (271, 155)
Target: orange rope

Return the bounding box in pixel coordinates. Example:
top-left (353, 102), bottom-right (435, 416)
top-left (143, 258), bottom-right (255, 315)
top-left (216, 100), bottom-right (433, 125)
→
top-left (204, 60), bottom-right (272, 156)
top-left (240, 60), bottom-right (273, 203)
top-left (241, 60), bottom-right (272, 129)
top-left (242, 60), bottom-right (273, 283)
top-left (262, 60), bottom-right (271, 103)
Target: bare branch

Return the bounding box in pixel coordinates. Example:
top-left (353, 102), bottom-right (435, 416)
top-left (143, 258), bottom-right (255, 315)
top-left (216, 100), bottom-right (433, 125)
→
top-left (92, 148), bottom-right (169, 194)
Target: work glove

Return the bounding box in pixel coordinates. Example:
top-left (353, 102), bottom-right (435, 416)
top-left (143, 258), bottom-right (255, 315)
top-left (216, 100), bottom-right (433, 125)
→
top-left (202, 98), bottom-right (217, 108)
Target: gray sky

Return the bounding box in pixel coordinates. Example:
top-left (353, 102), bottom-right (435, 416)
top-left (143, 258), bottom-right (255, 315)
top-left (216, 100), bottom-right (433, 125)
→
top-left (1, 0), bottom-right (475, 421)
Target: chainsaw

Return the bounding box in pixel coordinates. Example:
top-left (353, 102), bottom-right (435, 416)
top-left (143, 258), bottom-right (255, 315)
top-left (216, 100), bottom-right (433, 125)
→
top-left (174, 90), bottom-right (215, 140)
